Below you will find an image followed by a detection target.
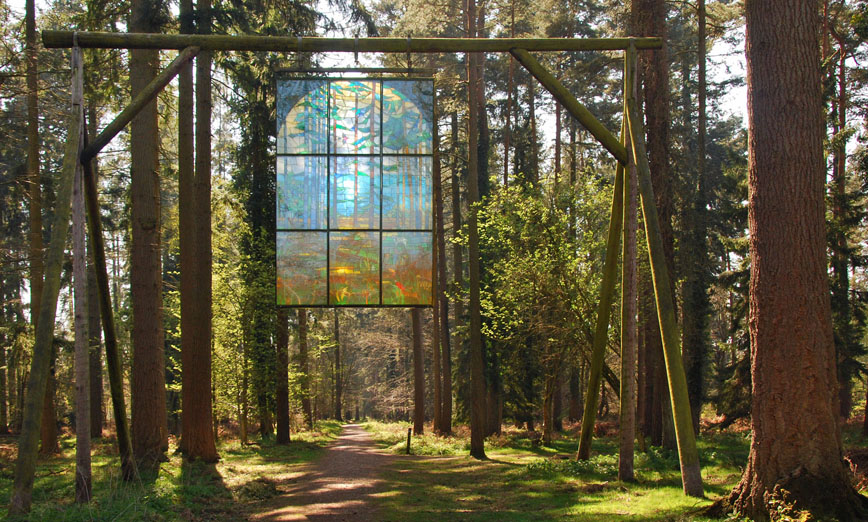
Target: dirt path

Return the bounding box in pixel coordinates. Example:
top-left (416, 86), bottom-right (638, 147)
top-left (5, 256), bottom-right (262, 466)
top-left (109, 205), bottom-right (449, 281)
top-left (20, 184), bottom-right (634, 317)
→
top-left (249, 424), bottom-right (396, 521)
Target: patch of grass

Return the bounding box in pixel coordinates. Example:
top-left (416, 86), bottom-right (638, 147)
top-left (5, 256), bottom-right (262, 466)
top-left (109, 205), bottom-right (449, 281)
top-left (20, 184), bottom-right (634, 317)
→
top-left (369, 422), bottom-right (749, 521)
top-left (363, 420), bottom-right (469, 455)
top-left (0, 422), bottom-right (341, 521)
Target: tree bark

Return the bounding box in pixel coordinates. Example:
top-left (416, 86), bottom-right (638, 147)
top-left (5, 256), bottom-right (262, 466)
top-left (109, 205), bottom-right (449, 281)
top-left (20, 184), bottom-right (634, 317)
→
top-left (412, 308), bottom-right (424, 435)
top-left (275, 309), bottom-right (290, 443)
top-left (73, 137), bottom-right (92, 503)
top-left (130, 0), bottom-right (168, 472)
top-left (446, 111), bottom-right (461, 437)
top-left (726, 1), bottom-right (868, 517)
top-left (0, 343), bottom-right (6, 434)
top-left (297, 309), bottom-right (313, 429)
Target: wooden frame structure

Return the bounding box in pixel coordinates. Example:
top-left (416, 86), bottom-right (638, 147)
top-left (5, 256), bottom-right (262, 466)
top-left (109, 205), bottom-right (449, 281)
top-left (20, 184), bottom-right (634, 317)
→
top-left (18, 31), bottom-right (703, 499)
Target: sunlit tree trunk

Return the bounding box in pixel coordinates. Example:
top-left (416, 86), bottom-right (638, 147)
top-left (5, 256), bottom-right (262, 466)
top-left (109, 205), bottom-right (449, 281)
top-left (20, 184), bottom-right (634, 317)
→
top-left (130, 0), bottom-right (168, 471)
top-left (446, 111), bottom-right (461, 436)
top-left (727, 1), bottom-right (868, 517)
top-left (619, 121), bottom-right (638, 482)
top-left (73, 139), bottom-right (91, 503)
top-left (86, 107), bottom-right (103, 439)
top-left (297, 309), bottom-right (313, 429)
top-left (334, 309), bottom-right (343, 421)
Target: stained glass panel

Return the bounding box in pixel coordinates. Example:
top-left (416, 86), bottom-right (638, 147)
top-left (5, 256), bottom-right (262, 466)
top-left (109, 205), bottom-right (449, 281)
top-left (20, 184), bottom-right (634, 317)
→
top-left (276, 79), bottom-right (328, 154)
top-left (382, 232), bottom-right (432, 305)
top-left (277, 232), bottom-right (327, 305)
top-left (382, 81), bottom-right (433, 154)
top-left (382, 156), bottom-right (432, 230)
top-left (276, 77), bottom-right (433, 306)
top-left (330, 156), bottom-right (380, 229)
top-left (277, 156), bottom-right (328, 229)
top-left (330, 80), bottom-right (379, 154)
top-left (329, 232), bottom-right (380, 305)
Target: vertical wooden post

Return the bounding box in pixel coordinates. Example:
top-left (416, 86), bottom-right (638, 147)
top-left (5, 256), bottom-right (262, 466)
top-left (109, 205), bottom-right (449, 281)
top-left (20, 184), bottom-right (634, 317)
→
top-left (618, 44), bottom-right (638, 482)
top-left (10, 45), bottom-right (84, 515)
top-left (625, 89), bottom-right (704, 498)
top-left (73, 114), bottom-right (92, 503)
top-left (576, 121), bottom-right (625, 461)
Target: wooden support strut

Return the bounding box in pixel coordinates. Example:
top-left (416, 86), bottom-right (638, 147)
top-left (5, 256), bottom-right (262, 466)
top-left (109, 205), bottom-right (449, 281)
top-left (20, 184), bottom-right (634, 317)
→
top-left (510, 48), bottom-right (628, 166)
top-left (42, 30), bottom-right (662, 52)
top-left (80, 46), bottom-right (199, 164)
top-left (81, 130), bottom-right (137, 481)
top-left (625, 92), bottom-right (703, 497)
top-left (576, 119), bottom-right (625, 461)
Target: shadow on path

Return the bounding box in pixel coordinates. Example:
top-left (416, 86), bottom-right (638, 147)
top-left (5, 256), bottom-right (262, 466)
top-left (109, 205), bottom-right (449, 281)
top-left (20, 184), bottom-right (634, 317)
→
top-left (249, 424), bottom-right (394, 521)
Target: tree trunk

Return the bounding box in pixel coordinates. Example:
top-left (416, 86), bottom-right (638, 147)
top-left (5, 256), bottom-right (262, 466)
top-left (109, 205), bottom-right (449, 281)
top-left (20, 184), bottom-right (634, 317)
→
top-left (431, 251), bottom-right (443, 433)
top-left (619, 118), bottom-right (638, 482)
top-left (275, 309), bottom-right (290, 444)
top-left (681, 0), bottom-right (709, 436)
top-left (412, 308), bottom-right (424, 435)
top-left (466, 0), bottom-right (486, 460)
top-left (130, 0), bottom-right (168, 472)
top-left (179, 2), bottom-right (218, 460)
top-left (0, 343), bottom-right (6, 434)
top-left (334, 309), bottom-right (342, 422)
top-left (726, 1), bottom-right (868, 517)
top-left (297, 309), bottom-right (313, 429)
top-left (86, 108), bottom-right (103, 439)
top-left (73, 139), bottom-right (92, 503)
top-left (446, 111), bottom-right (461, 437)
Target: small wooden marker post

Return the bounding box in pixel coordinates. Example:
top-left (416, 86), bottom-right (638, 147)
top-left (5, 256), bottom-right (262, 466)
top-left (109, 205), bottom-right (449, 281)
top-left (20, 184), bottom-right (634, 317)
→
top-left (406, 428), bottom-right (412, 455)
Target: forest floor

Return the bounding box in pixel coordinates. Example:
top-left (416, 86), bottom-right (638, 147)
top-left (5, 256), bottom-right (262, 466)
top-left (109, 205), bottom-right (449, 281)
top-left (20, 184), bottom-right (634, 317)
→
top-left (2, 418), bottom-right (867, 521)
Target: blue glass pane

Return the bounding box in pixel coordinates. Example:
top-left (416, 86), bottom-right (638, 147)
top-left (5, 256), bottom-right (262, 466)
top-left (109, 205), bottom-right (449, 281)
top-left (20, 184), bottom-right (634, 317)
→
top-left (382, 156), bottom-right (432, 230)
top-left (277, 231), bottom-right (327, 305)
top-left (330, 80), bottom-right (379, 154)
top-left (277, 79), bottom-right (328, 154)
top-left (381, 80), bottom-right (433, 154)
top-left (329, 156), bottom-right (380, 230)
top-left (329, 231), bottom-right (380, 305)
top-left (277, 156), bottom-right (328, 229)
top-left (382, 232), bottom-right (432, 305)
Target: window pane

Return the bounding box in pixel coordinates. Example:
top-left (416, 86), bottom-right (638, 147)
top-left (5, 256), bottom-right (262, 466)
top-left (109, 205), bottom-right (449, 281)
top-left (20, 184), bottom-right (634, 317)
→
top-left (382, 156), bottom-right (432, 230)
top-left (330, 156), bottom-right (380, 229)
top-left (277, 156), bottom-right (328, 229)
top-left (382, 232), bottom-right (432, 305)
top-left (381, 80), bottom-right (433, 154)
top-left (330, 80), bottom-right (379, 154)
top-left (277, 232), bottom-right (327, 305)
top-left (329, 231), bottom-right (380, 305)
top-left (277, 79), bottom-right (328, 154)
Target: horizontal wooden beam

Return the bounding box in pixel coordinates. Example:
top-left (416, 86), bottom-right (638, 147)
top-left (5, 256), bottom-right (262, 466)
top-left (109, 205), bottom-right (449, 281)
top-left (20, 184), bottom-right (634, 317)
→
top-left (43, 31), bottom-right (662, 52)
top-left (511, 48), bottom-right (628, 165)
top-left (80, 46), bottom-right (199, 164)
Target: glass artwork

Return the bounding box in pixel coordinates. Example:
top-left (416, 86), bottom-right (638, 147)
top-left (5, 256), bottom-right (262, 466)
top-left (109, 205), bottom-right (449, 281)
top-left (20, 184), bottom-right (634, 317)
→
top-left (276, 77), bottom-right (434, 306)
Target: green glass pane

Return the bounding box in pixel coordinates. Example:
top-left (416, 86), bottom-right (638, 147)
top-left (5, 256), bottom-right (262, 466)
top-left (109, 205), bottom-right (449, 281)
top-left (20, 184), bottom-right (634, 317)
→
top-left (382, 232), bottom-right (432, 305)
top-left (382, 156), bottom-right (432, 230)
top-left (329, 231), bottom-right (380, 305)
top-left (277, 156), bottom-right (327, 229)
top-left (277, 232), bottom-right (327, 305)
top-left (330, 156), bottom-right (380, 230)
top-left (381, 80), bottom-right (433, 154)
top-left (277, 79), bottom-right (328, 154)
top-left (330, 80), bottom-right (379, 154)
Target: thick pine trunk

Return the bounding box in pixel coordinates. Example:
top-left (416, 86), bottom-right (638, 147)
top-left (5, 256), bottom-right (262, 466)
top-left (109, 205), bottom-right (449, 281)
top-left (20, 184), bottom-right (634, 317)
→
top-left (726, 1), bottom-right (868, 517)
top-left (412, 309), bottom-right (424, 435)
top-left (130, 0), bottom-right (168, 472)
top-left (446, 111), bottom-right (461, 437)
top-left (275, 309), bottom-right (290, 443)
